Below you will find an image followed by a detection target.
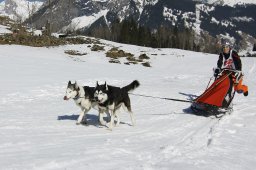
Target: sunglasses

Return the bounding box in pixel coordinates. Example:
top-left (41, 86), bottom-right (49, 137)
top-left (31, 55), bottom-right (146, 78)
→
top-left (223, 46), bottom-right (230, 49)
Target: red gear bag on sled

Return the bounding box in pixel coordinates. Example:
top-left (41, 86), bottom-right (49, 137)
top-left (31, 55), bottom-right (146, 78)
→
top-left (191, 69), bottom-right (247, 117)
top-left (195, 71), bottom-right (232, 107)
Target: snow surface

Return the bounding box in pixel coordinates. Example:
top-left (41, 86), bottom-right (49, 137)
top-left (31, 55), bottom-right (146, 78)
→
top-left (231, 17), bottom-right (254, 22)
top-left (0, 39), bottom-right (256, 170)
top-left (0, 24), bottom-right (12, 34)
top-left (206, 0), bottom-right (256, 6)
top-left (0, 1), bottom-right (4, 11)
top-left (62, 9), bottom-right (109, 32)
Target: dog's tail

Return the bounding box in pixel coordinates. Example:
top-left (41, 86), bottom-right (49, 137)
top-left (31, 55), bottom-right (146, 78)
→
top-left (122, 80), bottom-right (140, 92)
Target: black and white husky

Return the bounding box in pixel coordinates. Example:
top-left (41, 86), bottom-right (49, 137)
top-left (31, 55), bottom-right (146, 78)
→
top-left (63, 81), bottom-right (109, 125)
top-left (94, 80), bottom-right (140, 130)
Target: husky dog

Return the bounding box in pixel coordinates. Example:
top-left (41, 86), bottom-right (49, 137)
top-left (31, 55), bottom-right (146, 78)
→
top-left (63, 81), bottom-right (109, 125)
top-left (94, 80), bottom-right (140, 130)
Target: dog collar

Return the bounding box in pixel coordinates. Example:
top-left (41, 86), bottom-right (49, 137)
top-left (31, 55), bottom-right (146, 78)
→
top-left (98, 102), bottom-right (108, 107)
top-left (73, 95), bottom-right (90, 100)
top-left (73, 93), bottom-right (80, 100)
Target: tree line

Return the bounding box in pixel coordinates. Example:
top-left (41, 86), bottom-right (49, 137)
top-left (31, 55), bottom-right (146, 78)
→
top-left (86, 18), bottom-right (219, 54)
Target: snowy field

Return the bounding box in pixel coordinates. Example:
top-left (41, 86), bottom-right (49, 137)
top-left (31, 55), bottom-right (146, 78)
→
top-left (0, 39), bottom-right (256, 170)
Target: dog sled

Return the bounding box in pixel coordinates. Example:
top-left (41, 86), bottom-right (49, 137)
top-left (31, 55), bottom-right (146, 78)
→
top-left (191, 69), bottom-right (243, 117)
top-left (130, 69), bottom-right (240, 117)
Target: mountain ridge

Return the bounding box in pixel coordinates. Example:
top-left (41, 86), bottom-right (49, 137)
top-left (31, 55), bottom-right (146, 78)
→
top-left (1, 0), bottom-right (255, 52)
top-left (0, 0), bottom-right (43, 21)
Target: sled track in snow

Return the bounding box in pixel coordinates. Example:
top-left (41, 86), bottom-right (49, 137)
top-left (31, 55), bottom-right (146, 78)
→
top-left (136, 112), bottom-right (231, 168)
top-left (248, 57), bottom-right (256, 74)
top-left (130, 92), bottom-right (231, 164)
top-left (131, 94), bottom-right (229, 153)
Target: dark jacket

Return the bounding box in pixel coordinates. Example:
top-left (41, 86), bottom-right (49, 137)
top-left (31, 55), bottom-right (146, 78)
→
top-left (217, 50), bottom-right (242, 71)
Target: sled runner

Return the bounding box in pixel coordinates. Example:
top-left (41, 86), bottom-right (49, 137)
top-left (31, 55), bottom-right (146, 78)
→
top-left (191, 69), bottom-right (241, 117)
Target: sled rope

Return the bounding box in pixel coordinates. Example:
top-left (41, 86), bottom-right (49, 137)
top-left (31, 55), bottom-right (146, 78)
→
top-left (129, 70), bottom-right (235, 104)
top-left (128, 93), bottom-right (192, 103)
top-left (205, 76), bottom-right (214, 90)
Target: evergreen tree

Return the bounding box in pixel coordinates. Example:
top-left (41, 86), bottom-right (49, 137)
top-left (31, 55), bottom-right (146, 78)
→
top-left (129, 19), bottom-right (138, 44)
top-left (110, 19), bottom-right (121, 42)
top-left (138, 26), bottom-right (151, 46)
top-left (253, 43), bottom-right (256, 51)
top-left (81, 17), bottom-right (217, 53)
top-left (120, 20), bottom-right (130, 43)
top-left (150, 36), bottom-right (158, 48)
top-left (173, 26), bottom-right (179, 49)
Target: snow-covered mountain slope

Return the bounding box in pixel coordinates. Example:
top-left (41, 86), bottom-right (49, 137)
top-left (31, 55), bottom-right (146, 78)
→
top-left (26, 0), bottom-right (256, 52)
top-left (62, 9), bottom-right (109, 32)
top-left (0, 1), bottom-right (5, 13)
top-left (0, 24), bottom-right (12, 34)
top-left (0, 0), bottom-right (43, 21)
top-left (0, 39), bottom-right (256, 169)
top-left (205, 0), bottom-right (256, 6)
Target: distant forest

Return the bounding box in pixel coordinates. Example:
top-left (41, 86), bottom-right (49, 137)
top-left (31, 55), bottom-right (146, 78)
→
top-left (84, 18), bottom-right (219, 54)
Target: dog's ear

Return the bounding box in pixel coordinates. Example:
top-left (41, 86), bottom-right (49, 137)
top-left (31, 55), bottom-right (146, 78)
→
top-left (74, 81), bottom-right (79, 89)
top-left (104, 81), bottom-right (108, 91)
top-left (68, 80), bottom-right (71, 85)
top-left (96, 81), bottom-right (99, 87)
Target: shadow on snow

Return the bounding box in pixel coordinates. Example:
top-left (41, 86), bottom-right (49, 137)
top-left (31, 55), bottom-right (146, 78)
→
top-left (57, 113), bottom-right (133, 127)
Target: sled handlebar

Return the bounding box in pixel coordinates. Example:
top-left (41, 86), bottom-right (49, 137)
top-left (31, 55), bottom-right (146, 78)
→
top-left (219, 69), bottom-right (243, 79)
top-left (221, 68), bottom-right (242, 74)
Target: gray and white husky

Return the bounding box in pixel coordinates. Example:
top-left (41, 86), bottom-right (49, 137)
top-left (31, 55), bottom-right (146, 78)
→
top-left (94, 80), bottom-right (140, 130)
top-left (63, 81), bottom-right (109, 125)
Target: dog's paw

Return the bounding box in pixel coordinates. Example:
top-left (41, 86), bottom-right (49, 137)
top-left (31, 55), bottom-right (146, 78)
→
top-left (76, 122), bottom-right (81, 125)
top-left (106, 123), bottom-right (113, 131)
top-left (99, 121), bottom-right (107, 126)
top-left (81, 121), bottom-right (89, 126)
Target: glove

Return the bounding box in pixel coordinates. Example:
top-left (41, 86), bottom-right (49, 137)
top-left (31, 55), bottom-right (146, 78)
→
top-left (214, 68), bottom-right (221, 77)
top-left (234, 71), bottom-right (243, 84)
top-left (234, 71), bottom-right (243, 78)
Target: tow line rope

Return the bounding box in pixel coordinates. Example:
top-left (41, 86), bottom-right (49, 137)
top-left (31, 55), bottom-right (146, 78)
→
top-left (129, 71), bottom-right (235, 104)
top-left (128, 93), bottom-right (193, 103)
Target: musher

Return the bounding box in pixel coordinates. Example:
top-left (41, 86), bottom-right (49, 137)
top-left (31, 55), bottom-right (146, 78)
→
top-left (214, 40), bottom-right (248, 96)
